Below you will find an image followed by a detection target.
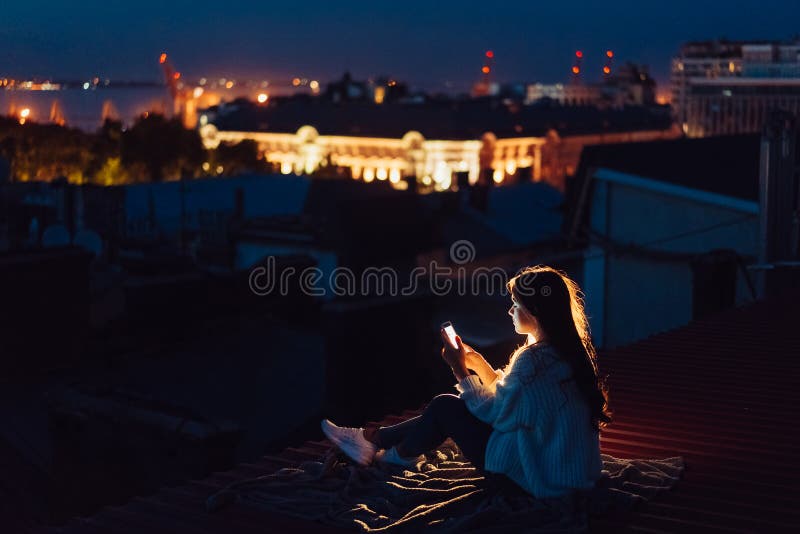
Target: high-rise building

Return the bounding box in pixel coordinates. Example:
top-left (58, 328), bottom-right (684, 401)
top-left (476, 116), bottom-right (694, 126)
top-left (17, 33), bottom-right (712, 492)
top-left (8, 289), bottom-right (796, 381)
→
top-left (671, 39), bottom-right (800, 137)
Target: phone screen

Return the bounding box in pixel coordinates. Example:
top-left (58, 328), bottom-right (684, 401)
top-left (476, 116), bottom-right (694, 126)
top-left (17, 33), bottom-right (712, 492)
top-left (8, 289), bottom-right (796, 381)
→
top-left (441, 321), bottom-right (459, 349)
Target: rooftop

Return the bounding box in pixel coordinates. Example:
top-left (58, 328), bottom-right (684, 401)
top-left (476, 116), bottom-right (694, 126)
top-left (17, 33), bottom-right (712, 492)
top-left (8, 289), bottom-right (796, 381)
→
top-left (207, 99), bottom-right (674, 140)
top-left (42, 290), bottom-right (800, 533)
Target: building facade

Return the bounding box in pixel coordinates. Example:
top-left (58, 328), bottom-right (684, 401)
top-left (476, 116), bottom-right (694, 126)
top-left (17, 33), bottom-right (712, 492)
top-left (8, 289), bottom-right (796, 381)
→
top-left (671, 40), bottom-right (800, 137)
top-left (200, 124), bottom-right (547, 191)
top-left (199, 123), bottom-right (679, 192)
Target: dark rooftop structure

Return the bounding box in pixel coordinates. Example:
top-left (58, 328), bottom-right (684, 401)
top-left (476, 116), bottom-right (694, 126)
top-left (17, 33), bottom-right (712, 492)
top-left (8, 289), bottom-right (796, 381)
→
top-left (565, 134), bottom-right (763, 243)
top-left (41, 291), bottom-right (800, 533)
top-left (573, 134), bottom-right (761, 202)
top-left (206, 99), bottom-right (674, 140)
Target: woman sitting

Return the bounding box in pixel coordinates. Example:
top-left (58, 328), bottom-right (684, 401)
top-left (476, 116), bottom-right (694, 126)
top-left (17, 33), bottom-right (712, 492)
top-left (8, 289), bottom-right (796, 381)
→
top-left (322, 265), bottom-right (611, 498)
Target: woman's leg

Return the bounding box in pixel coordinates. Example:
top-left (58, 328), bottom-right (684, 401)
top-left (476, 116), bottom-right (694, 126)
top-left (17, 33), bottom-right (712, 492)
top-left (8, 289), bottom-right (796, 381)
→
top-left (372, 394), bottom-right (494, 469)
top-left (368, 415), bottom-right (423, 450)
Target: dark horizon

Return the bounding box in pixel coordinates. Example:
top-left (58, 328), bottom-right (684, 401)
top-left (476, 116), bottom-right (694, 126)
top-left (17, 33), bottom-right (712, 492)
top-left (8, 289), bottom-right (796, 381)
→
top-left (2, 0), bottom-right (799, 92)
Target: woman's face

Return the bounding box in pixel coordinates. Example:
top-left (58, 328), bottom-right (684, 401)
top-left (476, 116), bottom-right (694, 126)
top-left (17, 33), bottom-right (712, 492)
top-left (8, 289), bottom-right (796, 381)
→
top-left (509, 297), bottom-right (537, 335)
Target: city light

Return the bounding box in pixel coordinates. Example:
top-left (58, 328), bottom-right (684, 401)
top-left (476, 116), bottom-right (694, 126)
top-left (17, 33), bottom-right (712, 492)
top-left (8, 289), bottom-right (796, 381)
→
top-left (292, 78), bottom-right (301, 86)
top-left (257, 93), bottom-right (269, 103)
top-left (193, 87), bottom-right (204, 98)
top-left (309, 80), bottom-right (320, 91)
top-left (19, 107), bottom-right (31, 124)
top-left (225, 80), bottom-right (234, 89)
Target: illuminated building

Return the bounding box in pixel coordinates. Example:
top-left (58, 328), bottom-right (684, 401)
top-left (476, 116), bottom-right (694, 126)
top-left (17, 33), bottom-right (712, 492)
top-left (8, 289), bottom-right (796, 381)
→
top-left (200, 124), bottom-right (536, 190)
top-left (671, 39), bottom-right (800, 136)
top-left (199, 98), bottom-right (677, 191)
top-left (525, 84), bottom-right (601, 106)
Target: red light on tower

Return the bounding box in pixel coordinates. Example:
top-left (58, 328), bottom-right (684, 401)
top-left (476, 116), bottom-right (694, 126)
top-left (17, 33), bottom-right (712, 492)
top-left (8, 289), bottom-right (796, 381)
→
top-left (572, 66), bottom-right (580, 74)
top-left (575, 50), bottom-right (583, 58)
top-left (485, 50), bottom-right (494, 59)
top-left (603, 66), bottom-right (611, 74)
top-left (173, 72), bottom-right (181, 80)
top-left (482, 66), bottom-right (491, 74)
top-left (606, 50), bottom-right (614, 58)
top-left (159, 53), bottom-right (167, 64)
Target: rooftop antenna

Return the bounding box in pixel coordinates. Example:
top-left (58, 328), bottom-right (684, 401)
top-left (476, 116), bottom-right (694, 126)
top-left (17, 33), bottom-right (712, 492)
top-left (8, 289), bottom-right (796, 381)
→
top-left (572, 50), bottom-right (583, 84)
top-left (603, 50), bottom-right (614, 79)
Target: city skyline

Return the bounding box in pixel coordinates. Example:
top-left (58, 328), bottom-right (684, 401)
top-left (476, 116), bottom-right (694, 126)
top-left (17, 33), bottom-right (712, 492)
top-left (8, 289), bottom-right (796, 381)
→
top-left (2, 0), bottom-right (799, 91)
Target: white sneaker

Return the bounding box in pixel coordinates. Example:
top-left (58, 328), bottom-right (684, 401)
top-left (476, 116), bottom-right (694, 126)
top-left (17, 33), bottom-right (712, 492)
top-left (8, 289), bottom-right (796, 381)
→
top-left (374, 446), bottom-right (424, 468)
top-left (320, 419), bottom-right (378, 466)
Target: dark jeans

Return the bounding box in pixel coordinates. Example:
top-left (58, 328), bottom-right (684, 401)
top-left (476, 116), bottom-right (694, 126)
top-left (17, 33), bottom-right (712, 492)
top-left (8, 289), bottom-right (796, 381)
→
top-left (375, 394), bottom-right (494, 469)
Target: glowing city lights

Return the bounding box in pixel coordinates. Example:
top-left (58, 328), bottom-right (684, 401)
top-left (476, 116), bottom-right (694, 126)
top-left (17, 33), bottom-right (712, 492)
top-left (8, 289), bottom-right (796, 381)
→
top-left (257, 93), bottom-right (269, 103)
top-left (19, 107), bottom-right (31, 124)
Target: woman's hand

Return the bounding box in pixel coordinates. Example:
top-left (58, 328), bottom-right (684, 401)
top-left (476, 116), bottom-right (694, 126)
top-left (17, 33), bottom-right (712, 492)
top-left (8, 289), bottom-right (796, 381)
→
top-left (440, 329), bottom-right (470, 380)
top-left (459, 341), bottom-right (484, 370)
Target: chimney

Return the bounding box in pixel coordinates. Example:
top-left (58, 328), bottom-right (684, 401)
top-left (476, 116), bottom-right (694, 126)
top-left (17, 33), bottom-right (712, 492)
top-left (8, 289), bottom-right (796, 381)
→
top-left (757, 111), bottom-right (800, 297)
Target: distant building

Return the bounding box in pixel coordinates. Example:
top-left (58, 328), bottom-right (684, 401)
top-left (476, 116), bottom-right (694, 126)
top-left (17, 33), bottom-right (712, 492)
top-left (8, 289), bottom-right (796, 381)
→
top-left (525, 63), bottom-right (656, 108)
top-left (671, 39), bottom-right (800, 136)
top-left (199, 98), bottom-right (677, 191)
top-left (525, 83), bottom-right (601, 106)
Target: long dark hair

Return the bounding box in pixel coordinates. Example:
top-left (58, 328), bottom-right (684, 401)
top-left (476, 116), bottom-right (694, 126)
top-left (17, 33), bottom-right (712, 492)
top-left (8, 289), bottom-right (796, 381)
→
top-left (505, 265), bottom-right (612, 431)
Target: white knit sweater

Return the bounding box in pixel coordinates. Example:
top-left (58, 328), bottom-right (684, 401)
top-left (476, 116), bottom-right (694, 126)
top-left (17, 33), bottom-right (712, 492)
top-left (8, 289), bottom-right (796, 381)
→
top-left (455, 342), bottom-right (602, 498)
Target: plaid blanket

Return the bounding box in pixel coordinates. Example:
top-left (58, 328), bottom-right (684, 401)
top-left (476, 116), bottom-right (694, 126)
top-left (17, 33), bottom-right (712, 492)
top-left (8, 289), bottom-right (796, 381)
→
top-left (207, 440), bottom-right (684, 532)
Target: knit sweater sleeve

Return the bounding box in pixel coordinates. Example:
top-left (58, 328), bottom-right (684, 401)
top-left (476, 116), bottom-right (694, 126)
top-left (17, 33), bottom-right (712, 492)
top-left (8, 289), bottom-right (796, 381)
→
top-left (455, 360), bottom-right (531, 433)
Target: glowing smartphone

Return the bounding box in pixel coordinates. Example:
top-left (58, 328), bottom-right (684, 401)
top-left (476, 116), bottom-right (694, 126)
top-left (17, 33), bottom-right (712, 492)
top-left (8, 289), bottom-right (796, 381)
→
top-left (441, 321), bottom-right (459, 350)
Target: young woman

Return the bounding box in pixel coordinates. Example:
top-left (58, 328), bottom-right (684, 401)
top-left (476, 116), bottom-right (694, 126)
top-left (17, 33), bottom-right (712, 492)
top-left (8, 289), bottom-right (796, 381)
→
top-left (321, 265), bottom-right (611, 498)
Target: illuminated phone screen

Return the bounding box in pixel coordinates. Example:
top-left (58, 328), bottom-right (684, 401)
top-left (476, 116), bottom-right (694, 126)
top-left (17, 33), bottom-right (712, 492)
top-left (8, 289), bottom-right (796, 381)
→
top-left (441, 321), bottom-right (459, 349)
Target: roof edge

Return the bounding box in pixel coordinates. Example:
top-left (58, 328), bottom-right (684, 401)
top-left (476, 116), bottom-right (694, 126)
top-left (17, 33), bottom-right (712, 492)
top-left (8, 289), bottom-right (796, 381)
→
top-left (594, 167), bottom-right (759, 214)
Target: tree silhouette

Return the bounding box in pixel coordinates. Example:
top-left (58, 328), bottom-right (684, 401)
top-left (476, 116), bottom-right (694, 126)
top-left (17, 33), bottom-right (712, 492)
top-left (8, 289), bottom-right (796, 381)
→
top-left (121, 114), bottom-right (204, 182)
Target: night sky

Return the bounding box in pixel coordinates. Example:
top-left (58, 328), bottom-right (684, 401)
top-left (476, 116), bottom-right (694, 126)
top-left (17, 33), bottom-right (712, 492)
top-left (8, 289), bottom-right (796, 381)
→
top-left (2, 0), bottom-right (799, 91)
